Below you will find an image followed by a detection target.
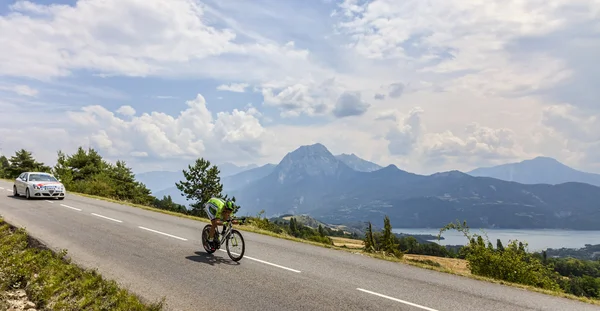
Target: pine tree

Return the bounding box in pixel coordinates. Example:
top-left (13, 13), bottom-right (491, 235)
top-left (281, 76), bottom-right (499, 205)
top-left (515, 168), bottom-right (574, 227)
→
top-left (496, 239), bottom-right (505, 252)
top-left (364, 222), bottom-right (376, 253)
top-left (381, 215), bottom-right (399, 256)
top-left (0, 155), bottom-right (9, 178)
top-left (318, 224), bottom-right (326, 237)
top-left (6, 149), bottom-right (50, 178)
top-left (175, 158), bottom-right (224, 217)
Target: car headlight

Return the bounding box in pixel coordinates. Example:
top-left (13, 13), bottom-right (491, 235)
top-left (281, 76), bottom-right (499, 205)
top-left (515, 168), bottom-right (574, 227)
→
top-left (32, 184), bottom-right (41, 190)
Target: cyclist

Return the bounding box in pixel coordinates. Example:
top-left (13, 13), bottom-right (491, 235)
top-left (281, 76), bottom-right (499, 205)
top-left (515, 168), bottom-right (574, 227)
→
top-left (204, 197), bottom-right (236, 250)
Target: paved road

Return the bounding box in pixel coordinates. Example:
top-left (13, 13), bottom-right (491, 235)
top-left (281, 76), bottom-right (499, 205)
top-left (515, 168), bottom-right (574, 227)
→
top-left (0, 181), bottom-right (598, 311)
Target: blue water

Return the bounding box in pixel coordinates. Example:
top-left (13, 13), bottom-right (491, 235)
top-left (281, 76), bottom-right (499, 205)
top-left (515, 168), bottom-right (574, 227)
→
top-left (392, 228), bottom-right (600, 252)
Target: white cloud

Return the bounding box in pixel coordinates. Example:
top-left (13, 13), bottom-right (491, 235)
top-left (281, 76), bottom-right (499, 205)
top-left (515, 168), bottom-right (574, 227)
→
top-left (333, 0), bottom-right (597, 97)
top-left (116, 105), bottom-right (136, 117)
top-left (65, 94), bottom-right (271, 163)
top-left (216, 83), bottom-right (249, 93)
top-left (385, 107), bottom-right (424, 155)
top-left (0, 84), bottom-right (38, 97)
top-left (0, 0), bottom-right (313, 81)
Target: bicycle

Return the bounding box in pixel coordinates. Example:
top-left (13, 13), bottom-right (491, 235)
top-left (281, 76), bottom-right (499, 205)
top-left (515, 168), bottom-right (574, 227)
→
top-left (201, 217), bottom-right (247, 262)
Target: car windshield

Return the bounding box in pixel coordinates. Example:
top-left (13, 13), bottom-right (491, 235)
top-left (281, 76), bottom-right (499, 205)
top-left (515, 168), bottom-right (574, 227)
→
top-left (28, 174), bottom-right (58, 182)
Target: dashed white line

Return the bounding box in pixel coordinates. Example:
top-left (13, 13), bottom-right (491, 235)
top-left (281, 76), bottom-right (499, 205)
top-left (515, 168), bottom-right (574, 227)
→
top-left (0, 187), bottom-right (4, 190)
top-left (45, 200), bottom-right (54, 203)
top-left (5, 189), bottom-right (11, 192)
top-left (138, 226), bottom-right (188, 241)
top-left (356, 288), bottom-right (438, 311)
top-left (218, 250), bottom-right (301, 273)
top-left (60, 204), bottom-right (82, 211)
top-left (91, 213), bottom-right (122, 223)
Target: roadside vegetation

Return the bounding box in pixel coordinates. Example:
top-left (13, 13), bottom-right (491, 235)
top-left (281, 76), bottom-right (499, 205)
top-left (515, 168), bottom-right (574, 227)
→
top-left (1, 147), bottom-right (599, 305)
top-left (0, 217), bottom-right (164, 310)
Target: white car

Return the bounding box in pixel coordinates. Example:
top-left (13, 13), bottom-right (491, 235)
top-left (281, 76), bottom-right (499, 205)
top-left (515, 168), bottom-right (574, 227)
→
top-left (13, 172), bottom-right (66, 200)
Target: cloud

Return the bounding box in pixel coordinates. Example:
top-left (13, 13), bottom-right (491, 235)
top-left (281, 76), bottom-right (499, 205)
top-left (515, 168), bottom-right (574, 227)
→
top-left (0, 0), bottom-right (313, 82)
top-left (0, 84), bottom-right (38, 97)
top-left (419, 123), bottom-right (521, 164)
top-left (388, 82), bottom-right (404, 98)
top-left (385, 107), bottom-right (424, 155)
top-left (260, 78), bottom-right (342, 117)
top-left (116, 105), bottom-right (136, 117)
top-left (541, 104), bottom-right (599, 143)
top-left (374, 93), bottom-right (385, 100)
top-left (217, 83), bottom-right (249, 93)
top-left (333, 91), bottom-right (369, 118)
top-left (333, 0), bottom-right (598, 99)
top-left (64, 94), bottom-right (271, 162)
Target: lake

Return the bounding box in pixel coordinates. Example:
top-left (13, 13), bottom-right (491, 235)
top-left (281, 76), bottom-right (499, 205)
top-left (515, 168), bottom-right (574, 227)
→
top-left (392, 228), bottom-right (600, 252)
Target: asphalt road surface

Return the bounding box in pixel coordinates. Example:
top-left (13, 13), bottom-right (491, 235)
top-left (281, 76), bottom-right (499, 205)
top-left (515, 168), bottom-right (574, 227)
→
top-left (0, 180), bottom-right (598, 311)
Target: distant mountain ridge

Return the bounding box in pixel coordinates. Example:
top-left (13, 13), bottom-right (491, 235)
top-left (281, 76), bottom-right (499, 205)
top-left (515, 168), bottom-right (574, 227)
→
top-left (153, 148), bottom-right (385, 205)
top-left (136, 162), bottom-right (259, 195)
top-left (334, 153), bottom-right (382, 172)
top-left (229, 144), bottom-right (600, 230)
top-left (467, 156), bottom-right (600, 187)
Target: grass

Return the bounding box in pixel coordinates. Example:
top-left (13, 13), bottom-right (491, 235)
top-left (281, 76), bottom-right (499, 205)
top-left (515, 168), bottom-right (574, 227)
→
top-left (0, 217), bottom-right (165, 311)
top-left (2, 178), bottom-right (600, 306)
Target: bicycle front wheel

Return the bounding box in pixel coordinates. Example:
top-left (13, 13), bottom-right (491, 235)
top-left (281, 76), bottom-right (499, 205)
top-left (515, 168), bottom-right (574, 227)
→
top-left (226, 229), bottom-right (245, 262)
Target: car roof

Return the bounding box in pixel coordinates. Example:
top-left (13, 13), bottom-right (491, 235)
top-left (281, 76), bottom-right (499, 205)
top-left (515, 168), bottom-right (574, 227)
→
top-left (24, 172), bottom-right (52, 174)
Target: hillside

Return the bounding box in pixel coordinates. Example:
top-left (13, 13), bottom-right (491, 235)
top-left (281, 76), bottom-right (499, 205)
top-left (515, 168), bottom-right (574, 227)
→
top-left (231, 144), bottom-right (600, 230)
top-left (467, 156), bottom-right (600, 187)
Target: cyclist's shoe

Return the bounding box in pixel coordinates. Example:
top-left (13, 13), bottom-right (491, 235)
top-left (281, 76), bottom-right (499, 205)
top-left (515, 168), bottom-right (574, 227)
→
top-left (208, 238), bottom-right (216, 251)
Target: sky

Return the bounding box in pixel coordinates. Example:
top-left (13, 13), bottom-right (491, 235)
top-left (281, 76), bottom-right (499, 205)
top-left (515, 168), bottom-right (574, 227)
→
top-left (0, 0), bottom-right (599, 175)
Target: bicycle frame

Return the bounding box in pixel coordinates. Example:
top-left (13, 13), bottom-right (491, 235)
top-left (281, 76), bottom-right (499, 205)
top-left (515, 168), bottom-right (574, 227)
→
top-left (215, 217), bottom-right (245, 245)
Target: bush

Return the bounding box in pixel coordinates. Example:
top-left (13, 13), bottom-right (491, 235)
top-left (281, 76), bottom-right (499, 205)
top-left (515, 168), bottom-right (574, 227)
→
top-left (439, 221), bottom-right (561, 291)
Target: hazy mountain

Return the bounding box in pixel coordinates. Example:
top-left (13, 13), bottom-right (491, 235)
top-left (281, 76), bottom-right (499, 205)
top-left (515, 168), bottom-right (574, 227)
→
top-left (222, 163), bottom-right (276, 192)
top-left (334, 153), bottom-right (383, 172)
top-left (467, 157), bottom-right (600, 187)
top-left (137, 162), bottom-right (258, 195)
top-left (135, 171), bottom-right (184, 195)
top-left (230, 145), bottom-right (600, 230)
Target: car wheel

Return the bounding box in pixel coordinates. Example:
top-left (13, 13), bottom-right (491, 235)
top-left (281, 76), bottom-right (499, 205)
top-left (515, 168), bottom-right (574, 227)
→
top-left (25, 188), bottom-right (31, 200)
top-left (13, 186), bottom-right (19, 197)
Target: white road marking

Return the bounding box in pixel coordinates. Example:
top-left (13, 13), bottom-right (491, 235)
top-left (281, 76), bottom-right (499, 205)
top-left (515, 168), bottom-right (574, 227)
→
top-left (356, 288), bottom-right (438, 311)
top-left (91, 213), bottom-right (122, 223)
top-left (60, 204), bottom-right (82, 211)
top-left (45, 200), bottom-right (54, 203)
top-left (0, 187), bottom-right (4, 190)
top-left (138, 226), bottom-right (188, 241)
top-left (218, 250), bottom-right (301, 273)
top-left (5, 189), bottom-right (11, 192)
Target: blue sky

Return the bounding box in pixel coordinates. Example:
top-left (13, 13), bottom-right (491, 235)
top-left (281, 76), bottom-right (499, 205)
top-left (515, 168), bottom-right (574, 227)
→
top-left (0, 0), bottom-right (599, 175)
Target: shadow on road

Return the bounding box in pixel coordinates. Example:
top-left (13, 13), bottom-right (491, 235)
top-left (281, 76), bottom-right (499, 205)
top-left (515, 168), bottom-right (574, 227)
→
top-left (5, 195), bottom-right (47, 201)
top-left (186, 251), bottom-right (240, 266)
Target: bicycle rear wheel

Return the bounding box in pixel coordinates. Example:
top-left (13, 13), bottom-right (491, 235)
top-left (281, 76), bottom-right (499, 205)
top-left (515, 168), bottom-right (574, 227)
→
top-left (201, 224), bottom-right (216, 254)
top-left (226, 229), bottom-right (245, 262)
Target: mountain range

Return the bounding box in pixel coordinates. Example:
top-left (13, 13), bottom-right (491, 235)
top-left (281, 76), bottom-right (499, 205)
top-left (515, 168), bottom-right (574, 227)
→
top-left (149, 152), bottom-right (383, 204)
top-left (141, 143), bottom-right (600, 230)
top-left (467, 157), bottom-right (600, 187)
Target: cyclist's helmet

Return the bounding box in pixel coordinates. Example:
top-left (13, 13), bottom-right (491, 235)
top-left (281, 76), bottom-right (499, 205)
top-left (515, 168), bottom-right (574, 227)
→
top-left (225, 200), bottom-right (235, 211)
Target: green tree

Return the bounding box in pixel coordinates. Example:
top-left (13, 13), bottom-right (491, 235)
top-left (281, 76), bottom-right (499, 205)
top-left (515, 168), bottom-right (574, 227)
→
top-left (364, 222), bottom-right (377, 253)
top-left (318, 224), bottom-right (326, 237)
top-left (175, 158), bottom-right (224, 217)
top-left (5, 149), bottom-right (50, 178)
top-left (0, 155), bottom-right (9, 178)
top-left (381, 216), bottom-right (398, 255)
top-left (496, 239), bottom-right (505, 252)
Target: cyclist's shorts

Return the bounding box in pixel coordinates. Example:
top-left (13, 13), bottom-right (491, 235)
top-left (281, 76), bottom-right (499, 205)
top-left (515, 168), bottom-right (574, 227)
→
top-left (204, 202), bottom-right (218, 220)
